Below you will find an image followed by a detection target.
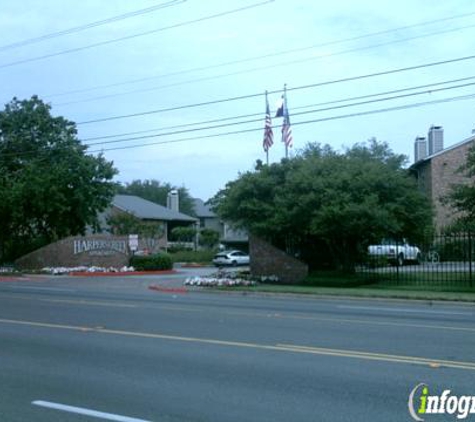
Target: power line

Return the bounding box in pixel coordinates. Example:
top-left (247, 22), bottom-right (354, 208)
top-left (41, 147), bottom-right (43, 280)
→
top-left (3, 90), bottom-right (475, 160)
top-left (80, 80), bottom-right (475, 148)
top-left (76, 53), bottom-right (475, 125)
top-left (45, 9), bottom-right (475, 100)
top-left (0, 0), bottom-right (273, 70)
top-left (81, 74), bottom-right (475, 142)
top-left (0, 0), bottom-right (185, 52)
top-left (51, 21), bottom-right (475, 108)
top-left (86, 92), bottom-right (475, 154)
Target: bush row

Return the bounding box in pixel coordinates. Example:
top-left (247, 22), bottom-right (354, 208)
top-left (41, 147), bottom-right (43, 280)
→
top-left (129, 253), bottom-right (173, 271)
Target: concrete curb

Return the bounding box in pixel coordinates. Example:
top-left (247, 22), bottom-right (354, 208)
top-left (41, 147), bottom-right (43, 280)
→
top-left (70, 270), bottom-right (177, 277)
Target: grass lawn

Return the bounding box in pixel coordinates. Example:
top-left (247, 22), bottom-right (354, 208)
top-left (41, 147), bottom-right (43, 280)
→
top-left (235, 284), bottom-right (475, 302)
top-left (223, 283), bottom-right (475, 302)
top-left (219, 270), bottom-right (475, 302)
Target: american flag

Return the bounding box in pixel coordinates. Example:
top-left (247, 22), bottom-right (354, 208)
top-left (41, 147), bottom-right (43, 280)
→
top-left (263, 93), bottom-right (273, 153)
top-left (281, 100), bottom-right (293, 149)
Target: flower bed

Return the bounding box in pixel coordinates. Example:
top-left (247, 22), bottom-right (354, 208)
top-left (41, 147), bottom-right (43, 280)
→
top-left (184, 269), bottom-right (257, 287)
top-left (41, 266), bottom-right (135, 275)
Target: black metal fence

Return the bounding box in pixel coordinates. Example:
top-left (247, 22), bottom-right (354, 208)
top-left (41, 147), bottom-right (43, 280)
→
top-left (359, 233), bottom-right (475, 289)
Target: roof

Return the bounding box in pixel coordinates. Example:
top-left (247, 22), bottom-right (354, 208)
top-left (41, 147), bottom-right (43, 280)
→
top-left (192, 198), bottom-right (216, 218)
top-left (411, 134), bottom-right (475, 169)
top-left (113, 195), bottom-right (197, 222)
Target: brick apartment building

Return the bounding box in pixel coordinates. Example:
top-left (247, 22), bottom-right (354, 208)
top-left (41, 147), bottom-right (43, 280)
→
top-left (410, 129), bottom-right (475, 230)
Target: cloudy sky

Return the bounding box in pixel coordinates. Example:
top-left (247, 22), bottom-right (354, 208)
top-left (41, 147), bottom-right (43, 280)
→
top-left (2, 0), bottom-right (475, 200)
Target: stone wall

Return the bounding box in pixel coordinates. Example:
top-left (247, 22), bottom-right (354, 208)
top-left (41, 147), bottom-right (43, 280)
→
top-left (249, 234), bottom-right (308, 284)
top-left (15, 235), bottom-right (131, 269)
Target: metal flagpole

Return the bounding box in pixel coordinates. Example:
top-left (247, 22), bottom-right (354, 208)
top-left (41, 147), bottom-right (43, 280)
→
top-left (283, 84), bottom-right (288, 159)
top-left (266, 90), bottom-right (269, 165)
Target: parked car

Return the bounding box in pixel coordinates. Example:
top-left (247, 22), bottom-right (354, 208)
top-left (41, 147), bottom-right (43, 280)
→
top-left (368, 239), bottom-right (421, 266)
top-left (212, 250), bottom-right (250, 267)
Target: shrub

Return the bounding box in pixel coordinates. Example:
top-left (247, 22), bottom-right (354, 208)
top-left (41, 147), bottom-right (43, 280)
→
top-left (129, 253), bottom-right (173, 271)
top-left (198, 228), bottom-right (220, 249)
top-left (302, 271), bottom-right (376, 287)
top-left (167, 244), bottom-right (193, 254)
top-left (170, 226), bottom-right (196, 242)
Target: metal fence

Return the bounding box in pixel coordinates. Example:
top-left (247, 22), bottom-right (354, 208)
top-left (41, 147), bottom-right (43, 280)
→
top-left (359, 233), bottom-right (475, 289)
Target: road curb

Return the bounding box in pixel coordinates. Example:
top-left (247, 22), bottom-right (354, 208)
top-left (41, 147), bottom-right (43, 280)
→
top-left (69, 270), bottom-right (177, 277)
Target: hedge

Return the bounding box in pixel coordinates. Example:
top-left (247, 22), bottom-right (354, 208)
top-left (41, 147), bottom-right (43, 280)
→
top-left (129, 253), bottom-right (173, 271)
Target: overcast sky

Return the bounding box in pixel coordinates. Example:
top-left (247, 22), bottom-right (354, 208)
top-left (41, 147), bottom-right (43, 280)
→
top-left (2, 0), bottom-right (475, 200)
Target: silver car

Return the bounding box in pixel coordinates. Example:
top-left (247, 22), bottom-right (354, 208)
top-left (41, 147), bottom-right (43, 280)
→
top-left (212, 250), bottom-right (250, 267)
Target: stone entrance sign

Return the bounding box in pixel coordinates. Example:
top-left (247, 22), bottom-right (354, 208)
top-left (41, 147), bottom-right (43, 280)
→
top-left (73, 239), bottom-right (127, 256)
top-left (15, 235), bottom-right (130, 270)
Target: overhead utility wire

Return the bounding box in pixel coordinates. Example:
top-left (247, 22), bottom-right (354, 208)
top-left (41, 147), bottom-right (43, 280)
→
top-left (52, 21), bottom-right (475, 107)
top-left (0, 1), bottom-right (273, 70)
top-left (3, 76), bottom-right (472, 160)
top-left (76, 53), bottom-right (475, 125)
top-left (45, 9), bottom-right (475, 99)
top-left (0, 0), bottom-right (184, 52)
top-left (4, 90), bottom-right (475, 160)
top-left (81, 74), bottom-right (475, 142)
top-left (82, 81), bottom-right (475, 148)
top-left (86, 92), bottom-right (475, 154)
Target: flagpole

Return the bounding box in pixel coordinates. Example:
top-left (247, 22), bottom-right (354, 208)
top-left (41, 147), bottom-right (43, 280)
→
top-left (266, 91), bottom-right (269, 165)
top-left (283, 84), bottom-right (288, 159)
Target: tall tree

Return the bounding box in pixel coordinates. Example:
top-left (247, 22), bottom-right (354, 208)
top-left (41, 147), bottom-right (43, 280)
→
top-left (0, 96), bottom-right (117, 261)
top-left (107, 212), bottom-right (165, 253)
top-left (117, 179), bottom-right (196, 216)
top-left (211, 140), bottom-right (433, 271)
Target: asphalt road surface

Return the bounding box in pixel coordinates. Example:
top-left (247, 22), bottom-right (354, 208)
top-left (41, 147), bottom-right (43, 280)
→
top-left (0, 270), bottom-right (474, 421)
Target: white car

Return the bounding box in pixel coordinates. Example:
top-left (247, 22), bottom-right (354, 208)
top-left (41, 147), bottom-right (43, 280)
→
top-left (368, 239), bottom-right (421, 266)
top-left (212, 250), bottom-right (250, 267)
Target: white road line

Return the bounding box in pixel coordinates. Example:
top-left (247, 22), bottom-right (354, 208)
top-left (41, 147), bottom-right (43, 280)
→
top-left (337, 305), bottom-right (472, 316)
top-left (32, 400), bottom-right (152, 422)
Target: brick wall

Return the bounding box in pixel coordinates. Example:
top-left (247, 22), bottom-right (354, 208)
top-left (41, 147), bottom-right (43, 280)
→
top-left (430, 142), bottom-right (473, 229)
top-left (413, 139), bottom-right (475, 230)
top-left (249, 234), bottom-right (308, 284)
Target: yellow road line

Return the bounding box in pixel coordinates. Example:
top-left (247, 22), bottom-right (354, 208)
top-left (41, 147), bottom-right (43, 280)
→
top-left (276, 344), bottom-right (475, 371)
top-left (0, 317), bottom-right (474, 371)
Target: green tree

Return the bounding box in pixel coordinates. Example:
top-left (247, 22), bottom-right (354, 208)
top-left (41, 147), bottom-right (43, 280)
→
top-left (170, 226), bottom-right (196, 242)
top-left (211, 140), bottom-right (433, 271)
top-left (0, 96), bottom-right (117, 262)
top-left (118, 179), bottom-right (196, 216)
top-left (198, 228), bottom-right (220, 249)
top-left (107, 212), bottom-right (164, 253)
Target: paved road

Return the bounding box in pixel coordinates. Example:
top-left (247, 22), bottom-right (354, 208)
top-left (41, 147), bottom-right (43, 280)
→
top-left (0, 271), bottom-right (474, 421)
